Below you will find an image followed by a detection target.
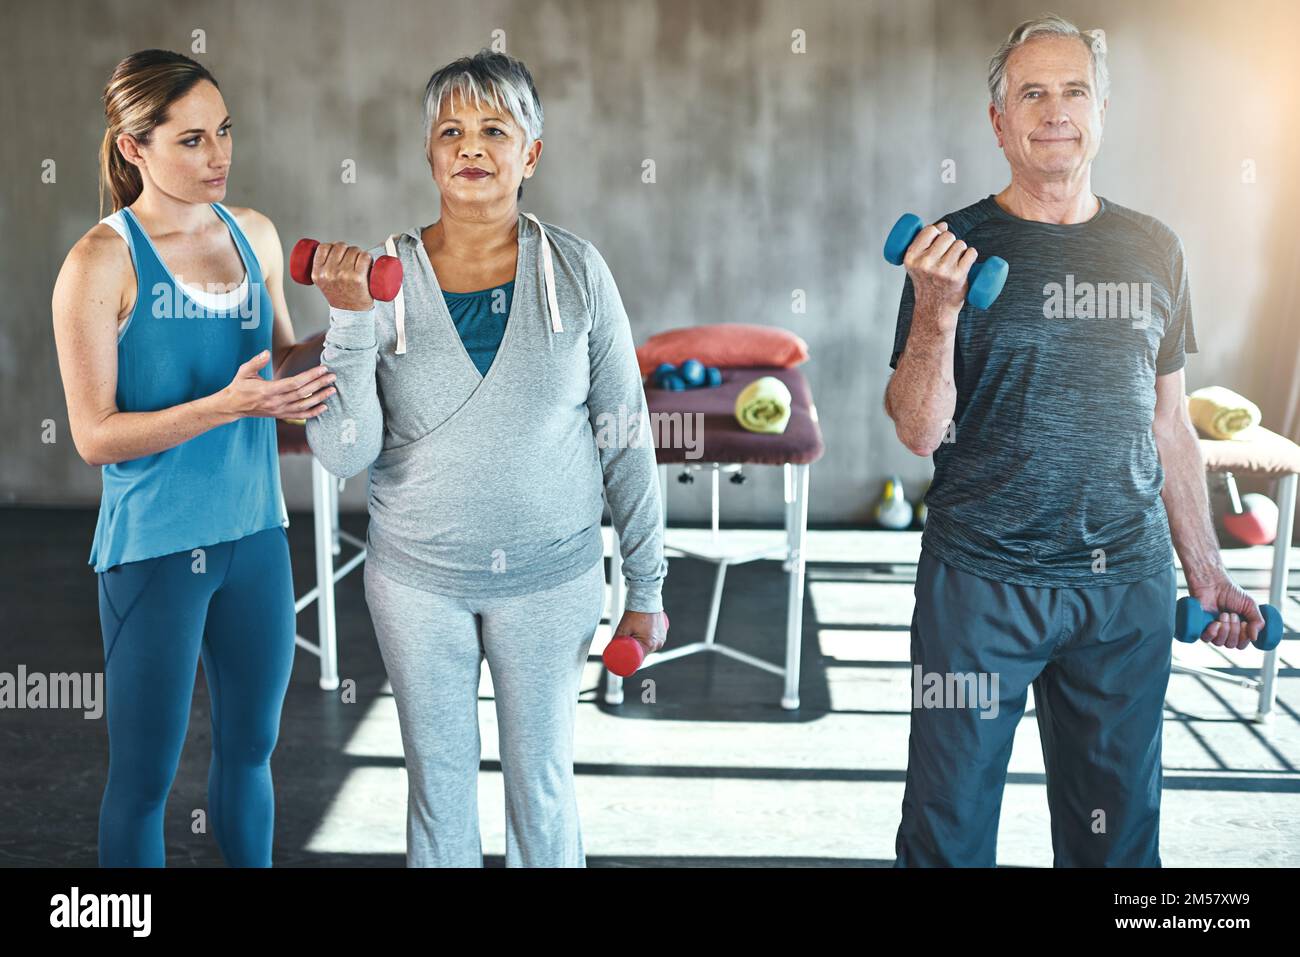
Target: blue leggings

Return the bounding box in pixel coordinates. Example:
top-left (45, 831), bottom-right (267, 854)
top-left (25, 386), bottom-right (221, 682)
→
top-left (96, 525), bottom-right (296, 867)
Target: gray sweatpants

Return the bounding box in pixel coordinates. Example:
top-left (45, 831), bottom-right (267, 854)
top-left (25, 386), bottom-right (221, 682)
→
top-left (363, 556), bottom-right (607, 868)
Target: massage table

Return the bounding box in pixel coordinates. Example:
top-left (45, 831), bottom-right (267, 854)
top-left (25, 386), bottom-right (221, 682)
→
top-left (604, 366), bottom-right (826, 710)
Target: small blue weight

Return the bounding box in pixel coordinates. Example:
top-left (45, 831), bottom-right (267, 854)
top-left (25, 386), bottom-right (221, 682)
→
top-left (1174, 596), bottom-right (1284, 651)
top-left (883, 213), bottom-right (925, 266)
top-left (680, 359), bottom-right (706, 387)
top-left (883, 212), bottom-right (1009, 310)
top-left (966, 257), bottom-right (1009, 311)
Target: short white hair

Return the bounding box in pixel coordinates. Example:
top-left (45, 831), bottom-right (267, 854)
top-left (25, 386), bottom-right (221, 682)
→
top-left (422, 49), bottom-right (543, 145)
top-left (988, 14), bottom-right (1109, 113)
top-left (421, 50), bottom-right (544, 199)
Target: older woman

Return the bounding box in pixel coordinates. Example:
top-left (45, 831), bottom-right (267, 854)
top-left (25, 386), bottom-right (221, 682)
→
top-left (305, 50), bottom-right (668, 867)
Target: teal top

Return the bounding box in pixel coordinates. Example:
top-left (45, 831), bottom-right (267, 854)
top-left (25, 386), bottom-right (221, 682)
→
top-left (442, 280), bottom-right (514, 377)
top-left (88, 202), bottom-right (288, 573)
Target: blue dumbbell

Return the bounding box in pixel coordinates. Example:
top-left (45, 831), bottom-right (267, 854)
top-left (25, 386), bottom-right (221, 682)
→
top-left (652, 361), bottom-right (721, 390)
top-left (652, 363), bottom-right (684, 389)
top-left (680, 358), bottom-right (706, 388)
top-left (883, 213), bottom-right (1009, 310)
top-left (1175, 596), bottom-right (1284, 651)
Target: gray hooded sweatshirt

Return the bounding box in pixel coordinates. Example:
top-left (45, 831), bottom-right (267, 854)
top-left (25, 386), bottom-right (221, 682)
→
top-left (305, 212), bottom-right (666, 613)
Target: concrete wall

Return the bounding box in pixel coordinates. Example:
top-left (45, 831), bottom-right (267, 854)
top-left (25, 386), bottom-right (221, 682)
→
top-left (4, 0), bottom-right (1297, 523)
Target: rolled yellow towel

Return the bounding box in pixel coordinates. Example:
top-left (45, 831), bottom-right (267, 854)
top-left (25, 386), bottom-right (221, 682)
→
top-left (1187, 386), bottom-right (1262, 440)
top-left (735, 376), bottom-right (792, 434)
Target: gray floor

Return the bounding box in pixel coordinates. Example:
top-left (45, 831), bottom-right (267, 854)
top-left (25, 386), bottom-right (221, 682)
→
top-left (1, 509), bottom-right (1296, 866)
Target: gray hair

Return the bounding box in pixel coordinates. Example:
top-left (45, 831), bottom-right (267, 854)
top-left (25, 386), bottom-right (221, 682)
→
top-left (422, 50), bottom-right (544, 199)
top-left (988, 14), bottom-right (1109, 113)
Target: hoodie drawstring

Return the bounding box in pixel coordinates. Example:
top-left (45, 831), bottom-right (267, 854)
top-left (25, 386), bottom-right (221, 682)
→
top-left (385, 232), bottom-right (407, 355)
top-left (522, 213), bottom-right (564, 334)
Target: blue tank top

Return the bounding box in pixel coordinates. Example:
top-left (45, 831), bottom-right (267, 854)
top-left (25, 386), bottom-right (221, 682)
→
top-left (443, 280), bottom-right (514, 377)
top-left (88, 202), bottom-right (288, 573)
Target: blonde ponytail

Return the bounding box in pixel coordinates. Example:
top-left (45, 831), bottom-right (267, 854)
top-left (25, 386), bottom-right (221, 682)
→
top-left (98, 125), bottom-right (144, 217)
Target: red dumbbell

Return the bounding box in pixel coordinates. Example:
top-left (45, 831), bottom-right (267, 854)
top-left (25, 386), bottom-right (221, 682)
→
top-left (289, 238), bottom-right (404, 302)
top-left (603, 611), bottom-right (669, 677)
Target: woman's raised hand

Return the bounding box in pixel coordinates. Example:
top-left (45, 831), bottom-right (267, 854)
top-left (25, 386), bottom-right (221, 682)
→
top-left (310, 242), bottom-right (376, 311)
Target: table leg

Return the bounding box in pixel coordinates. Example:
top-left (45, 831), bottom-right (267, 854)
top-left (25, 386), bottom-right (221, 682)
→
top-left (783, 463), bottom-right (810, 710)
top-left (312, 458), bottom-right (340, 692)
top-left (1257, 471), bottom-right (1296, 721)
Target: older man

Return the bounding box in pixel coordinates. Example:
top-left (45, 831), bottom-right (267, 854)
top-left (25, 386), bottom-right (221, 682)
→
top-left (884, 15), bottom-right (1265, 867)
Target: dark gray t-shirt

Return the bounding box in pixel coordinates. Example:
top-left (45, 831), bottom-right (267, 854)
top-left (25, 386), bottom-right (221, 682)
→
top-left (890, 195), bottom-right (1198, 587)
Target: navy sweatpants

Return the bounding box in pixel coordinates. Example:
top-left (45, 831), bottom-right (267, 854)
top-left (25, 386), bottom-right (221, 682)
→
top-left (895, 548), bottom-right (1175, 867)
top-left (96, 525), bottom-right (296, 867)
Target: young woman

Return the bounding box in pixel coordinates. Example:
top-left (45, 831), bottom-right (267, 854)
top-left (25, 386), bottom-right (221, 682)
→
top-left (51, 49), bottom-right (336, 867)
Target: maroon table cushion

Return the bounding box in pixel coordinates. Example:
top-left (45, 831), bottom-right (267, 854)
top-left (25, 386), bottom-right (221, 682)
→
top-left (645, 366), bottom-right (824, 466)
